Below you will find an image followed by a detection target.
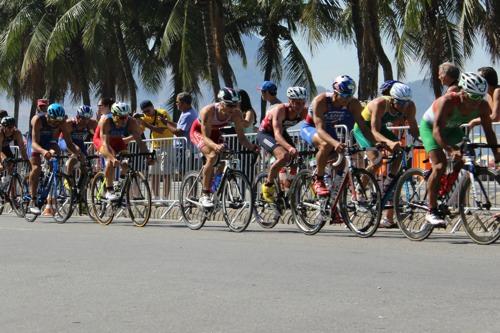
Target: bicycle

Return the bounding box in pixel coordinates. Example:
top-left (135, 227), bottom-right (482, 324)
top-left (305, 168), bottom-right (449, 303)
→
top-left (290, 145), bottom-right (382, 236)
top-left (0, 158), bottom-right (30, 217)
top-left (23, 156), bottom-right (75, 223)
top-left (394, 136), bottom-right (500, 244)
top-left (90, 151), bottom-right (155, 227)
top-left (68, 154), bottom-right (100, 219)
top-left (253, 150), bottom-right (315, 229)
top-left (179, 150), bottom-right (257, 232)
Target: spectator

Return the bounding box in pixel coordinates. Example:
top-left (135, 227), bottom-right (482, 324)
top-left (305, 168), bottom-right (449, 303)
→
top-left (438, 62), bottom-right (460, 93)
top-left (0, 110), bottom-right (8, 121)
top-left (96, 97), bottom-right (115, 121)
top-left (36, 99), bottom-right (49, 116)
top-left (138, 100), bottom-right (177, 201)
top-left (258, 81), bottom-right (281, 112)
top-left (237, 89), bottom-right (257, 133)
top-left (173, 92), bottom-right (197, 177)
top-left (472, 66), bottom-right (500, 124)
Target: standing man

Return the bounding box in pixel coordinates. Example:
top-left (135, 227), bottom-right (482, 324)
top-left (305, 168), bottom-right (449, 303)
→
top-left (36, 99), bottom-right (49, 116)
top-left (174, 92), bottom-right (197, 144)
top-left (438, 62), bottom-right (460, 94)
top-left (138, 100), bottom-right (177, 201)
top-left (258, 81), bottom-right (281, 117)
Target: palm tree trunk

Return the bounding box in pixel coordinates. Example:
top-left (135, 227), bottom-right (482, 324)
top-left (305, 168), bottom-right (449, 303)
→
top-left (113, 18), bottom-right (137, 112)
top-left (213, 1), bottom-right (233, 88)
top-left (12, 79), bottom-right (20, 127)
top-left (366, 0), bottom-right (393, 81)
top-left (197, 0), bottom-right (220, 98)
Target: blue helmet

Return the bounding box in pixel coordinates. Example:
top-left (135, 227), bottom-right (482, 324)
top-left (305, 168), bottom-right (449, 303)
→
top-left (47, 103), bottom-right (66, 120)
top-left (76, 105), bottom-right (93, 118)
top-left (333, 75), bottom-right (356, 96)
top-left (379, 80), bottom-right (401, 95)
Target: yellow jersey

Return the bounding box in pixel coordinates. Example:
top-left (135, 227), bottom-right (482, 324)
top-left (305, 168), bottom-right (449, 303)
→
top-left (141, 108), bottom-right (173, 148)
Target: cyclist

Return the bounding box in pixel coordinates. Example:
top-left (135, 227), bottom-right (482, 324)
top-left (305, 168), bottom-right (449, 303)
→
top-left (28, 103), bottom-right (83, 215)
top-left (58, 105), bottom-right (97, 176)
top-left (0, 117), bottom-right (29, 182)
top-left (421, 72), bottom-right (500, 225)
top-left (300, 75), bottom-right (376, 196)
top-left (93, 102), bottom-right (150, 201)
top-left (190, 87), bottom-right (258, 208)
top-left (352, 82), bottom-right (419, 227)
top-left (257, 87), bottom-right (308, 203)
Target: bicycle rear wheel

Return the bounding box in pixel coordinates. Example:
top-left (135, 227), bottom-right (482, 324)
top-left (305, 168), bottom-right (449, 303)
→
top-left (53, 173), bottom-right (75, 223)
top-left (221, 170), bottom-right (254, 232)
top-left (126, 171), bottom-right (152, 227)
top-left (90, 172), bottom-right (115, 225)
top-left (459, 168), bottom-right (500, 245)
top-left (394, 168), bottom-right (433, 241)
top-left (290, 170), bottom-right (327, 235)
top-left (340, 169), bottom-right (381, 237)
top-left (253, 173), bottom-right (282, 229)
top-left (179, 171), bottom-right (206, 230)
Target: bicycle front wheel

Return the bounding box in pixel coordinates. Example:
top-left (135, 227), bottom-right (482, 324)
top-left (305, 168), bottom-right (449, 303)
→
top-left (90, 172), bottom-right (114, 225)
top-left (8, 174), bottom-right (27, 217)
top-left (394, 168), bottom-right (432, 241)
top-left (340, 169), bottom-right (382, 237)
top-left (459, 168), bottom-right (500, 245)
top-left (53, 173), bottom-right (75, 223)
top-left (290, 170), bottom-right (327, 235)
top-left (179, 171), bottom-right (206, 230)
top-left (221, 170), bottom-right (254, 232)
top-left (126, 172), bottom-right (152, 227)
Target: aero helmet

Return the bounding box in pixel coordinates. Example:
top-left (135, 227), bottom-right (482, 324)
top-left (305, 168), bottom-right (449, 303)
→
top-left (459, 72), bottom-right (488, 96)
top-left (0, 116), bottom-right (15, 127)
top-left (47, 103), bottom-right (66, 120)
top-left (111, 102), bottom-right (131, 116)
top-left (389, 82), bottom-right (412, 101)
top-left (333, 75), bottom-right (356, 96)
top-left (76, 105), bottom-right (93, 118)
top-left (217, 87), bottom-right (240, 105)
top-left (286, 86), bottom-right (307, 100)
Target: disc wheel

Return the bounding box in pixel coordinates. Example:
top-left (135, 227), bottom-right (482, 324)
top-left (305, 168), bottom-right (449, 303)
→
top-left (459, 168), bottom-right (500, 245)
top-left (290, 170), bottom-right (328, 235)
top-left (90, 172), bottom-right (115, 225)
top-left (339, 169), bottom-right (382, 237)
top-left (179, 171), bottom-right (206, 230)
top-left (394, 168), bottom-right (433, 241)
top-left (126, 171), bottom-right (152, 227)
top-left (253, 173), bottom-right (282, 229)
top-left (221, 170), bottom-right (254, 232)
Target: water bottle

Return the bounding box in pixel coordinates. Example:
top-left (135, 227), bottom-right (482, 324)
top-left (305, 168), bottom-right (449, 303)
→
top-left (0, 175), bottom-right (10, 189)
top-left (113, 180), bottom-right (121, 193)
top-left (211, 173), bottom-right (223, 193)
top-left (279, 168), bottom-right (289, 190)
top-left (324, 165), bottom-right (332, 189)
top-left (309, 158), bottom-right (317, 168)
top-left (331, 172), bottom-right (343, 197)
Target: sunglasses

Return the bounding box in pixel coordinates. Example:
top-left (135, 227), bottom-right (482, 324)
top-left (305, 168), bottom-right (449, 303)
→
top-left (394, 98), bottom-right (410, 106)
top-left (113, 115), bottom-right (128, 120)
top-left (48, 117), bottom-right (64, 122)
top-left (467, 93), bottom-right (483, 101)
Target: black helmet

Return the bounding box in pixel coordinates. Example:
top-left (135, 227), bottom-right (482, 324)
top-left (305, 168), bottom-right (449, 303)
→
top-left (217, 87), bottom-right (240, 105)
top-left (0, 116), bottom-right (15, 127)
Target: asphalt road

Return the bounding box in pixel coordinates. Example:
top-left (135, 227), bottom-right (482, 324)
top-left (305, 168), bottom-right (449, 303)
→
top-left (0, 215), bottom-right (499, 333)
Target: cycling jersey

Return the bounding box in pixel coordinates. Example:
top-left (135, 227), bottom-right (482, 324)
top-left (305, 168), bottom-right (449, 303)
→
top-left (93, 114), bottom-right (130, 153)
top-left (190, 103), bottom-right (231, 149)
top-left (257, 103), bottom-right (303, 153)
top-left (0, 128), bottom-right (18, 159)
top-left (420, 93), bottom-right (480, 152)
top-left (28, 115), bottom-right (61, 157)
top-left (353, 96), bottom-right (401, 148)
top-left (300, 93), bottom-right (354, 146)
top-left (58, 119), bottom-right (91, 154)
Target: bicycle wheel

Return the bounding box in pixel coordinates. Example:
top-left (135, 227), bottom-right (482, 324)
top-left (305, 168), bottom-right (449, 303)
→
top-left (126, 171), bottom-right (152, 227)
top-left (339, 169), bottom-right (381, 237)
top-left (179, 171), bottom-right (206, 230)
top-left (290, 169), bottom-right (327, 235)
top-left (253, 173), bottom-right (282, 229)
top-left (8, 174), bottom-right (27, 217)
top-left (52, 173), bottom-right (75, 223)
top-left (221, 170), bottom-right (254, 232)
top-left (459, 168), bottom-right (500, 245)
top-left (394, 168), bottom-right (433, 241)
top-left (90, 172), bottom-right (114, 225)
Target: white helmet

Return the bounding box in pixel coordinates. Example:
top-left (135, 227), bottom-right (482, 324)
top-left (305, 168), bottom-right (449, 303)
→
top-left (286, 86), bottom-right (307, 100)
top-left (111, 102), bottom-right (131, 116)
top-left (459, 72), bottom-right (488, 96)
top-left (389, 82), bottom-right (412, 101)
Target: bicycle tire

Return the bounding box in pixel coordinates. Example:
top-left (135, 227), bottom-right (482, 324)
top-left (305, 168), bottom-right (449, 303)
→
top-left (459, 168), bottom-right (500, 245)
top-left (394, 168), bottom-right (433, 241)
top-left (8, 174), bottom-right (27, 217)
top-left (126, 171), bottom-right (152, 227)
top-left (52, 173), bottom-right (75, 223)
top-left (290, 169), bottom-right (327, 235)
top-left (339, 169), bottom-right (382, 238)
top-left (221, 169), bottom-right (254, 232)
top-left (252, 173), bottom-right (282, 229)
top-left (90, 172), bottom-right (114, 225)
top-left (179, 171), bottom-right (207, 230)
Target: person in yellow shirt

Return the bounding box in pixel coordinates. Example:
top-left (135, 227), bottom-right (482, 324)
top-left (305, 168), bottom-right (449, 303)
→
top-left (139, 100), bottom-right (178, 202)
